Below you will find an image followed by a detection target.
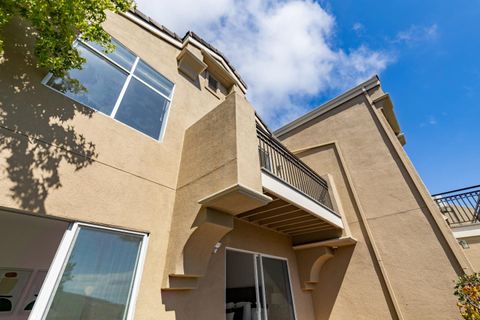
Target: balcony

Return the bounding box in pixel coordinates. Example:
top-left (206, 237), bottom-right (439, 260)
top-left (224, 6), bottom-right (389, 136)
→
top-left (256, 125), bottom-right (333, 210)
top-left (433, 185), bottom-right (480, 228)
top-left (235, 125), bottom-right (343, 245)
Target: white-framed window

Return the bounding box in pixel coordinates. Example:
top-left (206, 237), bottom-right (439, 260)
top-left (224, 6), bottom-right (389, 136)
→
top-left (43, 38), bottom-right (175, 141)
top-left (30, 223), bottom-right (149, 320)
top-left (225, 248), bottom-right (296, 320)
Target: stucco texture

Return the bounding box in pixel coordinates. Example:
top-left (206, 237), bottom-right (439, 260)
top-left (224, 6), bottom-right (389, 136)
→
top-left (278, 89), bottom-right (464, 319)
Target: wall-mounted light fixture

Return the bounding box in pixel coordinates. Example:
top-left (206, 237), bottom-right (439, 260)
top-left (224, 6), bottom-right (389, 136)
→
top-left (459, 240), bottom-right (470, 249)
top-left (213, 242), bottom-right (222, 254)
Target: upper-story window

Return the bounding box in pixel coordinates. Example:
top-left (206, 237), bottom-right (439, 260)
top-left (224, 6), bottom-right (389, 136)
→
top-left (44, 38), bottom-right (175, 140)
top-left (207, 73), bottom-right (219, 92)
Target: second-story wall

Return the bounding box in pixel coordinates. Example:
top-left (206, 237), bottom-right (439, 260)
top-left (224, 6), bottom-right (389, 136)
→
top-left (276, 80), bottom-right (469, 319)
top-left (0, 12), bottom-right (237, 219)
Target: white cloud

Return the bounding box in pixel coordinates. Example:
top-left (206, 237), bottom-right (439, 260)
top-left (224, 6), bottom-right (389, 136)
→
top-left (394, 24), bottom-right (438, 45)
top-left (352, 22), bottom-right (364, 33)
top-left (133, 0), bottom-right (234, 35)
top-left (420, 115), bottom-right (438, 127)
top-left (135, 0), bottom-right (391, 128)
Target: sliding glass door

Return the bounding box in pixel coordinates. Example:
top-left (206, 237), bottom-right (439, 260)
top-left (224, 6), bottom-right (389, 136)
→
top-left (226, 249), bottom-right (296, 320)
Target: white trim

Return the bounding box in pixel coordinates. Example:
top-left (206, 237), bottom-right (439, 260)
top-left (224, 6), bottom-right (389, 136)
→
top-left (80, 39), bottom-right (175, 101)
top-left (451, 223), bottom-right (480, 239)
top-left (42, 78), bottom-right (171, 143)
top-left (261, 172), bottom-right (343, 229)
top-left (40, 72), bottom-right (53, 86)
top-left (274, 76), bottom-right (380, 138)
top-left (29, 223), bottom-right (76, 320)
top-left (42, 38), bottom-right (175, 143)
top-left (282, 255), bottom-right (298, 320)
top-left (111, 57), bottom-right (140, 118)
top-left (30, 222), bottom-right (149, 320)
top-left (257, 255), bottom-right (268, 320)
top-left (80, 40), bottom-right (132, 74)
top-left (125, 231), bottom-right (149, 320)
top-left (198, 183), bottom-right (272, 207)
top-left (253, 254), bottom-right (262, 320)
top-left (158, 81), bottom-right (175, 141)
top-left (292, 236), bottom-right (357, 250)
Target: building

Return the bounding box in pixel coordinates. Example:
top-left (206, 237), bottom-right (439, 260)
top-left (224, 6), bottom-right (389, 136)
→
top-left (432, 186), bottom-right (480, 271)
top-left (0, 9), bottom-right (477, 320)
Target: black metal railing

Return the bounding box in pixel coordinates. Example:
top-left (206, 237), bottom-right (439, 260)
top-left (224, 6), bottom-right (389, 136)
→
top-left (432, 185), bottom-right (480, 227)
top-left (257, 125), bottom-right (333, 210)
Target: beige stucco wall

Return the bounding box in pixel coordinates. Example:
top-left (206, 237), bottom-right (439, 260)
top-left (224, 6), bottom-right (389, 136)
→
top-left (462, 236), bottom-right (480, 270)
top-left (277, 89), bottom-right (465, 319)
top-left (296, 144), bottom-right (394, 319)
top-left (0, 13), bottom-right (258, 320)
top-left (163, 91), bottom-right (267, 284)
top-left (0, 12), bottom-right (318, 320)
top-left (162, 219), bottom-right (316, 320)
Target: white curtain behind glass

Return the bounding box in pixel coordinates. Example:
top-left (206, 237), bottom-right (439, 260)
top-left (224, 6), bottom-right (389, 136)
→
top-left (45, 227), bottom-right (142, 320)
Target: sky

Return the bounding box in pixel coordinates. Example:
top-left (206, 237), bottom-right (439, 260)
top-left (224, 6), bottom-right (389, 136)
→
top-left (135, 0), bottom-right (480, 194)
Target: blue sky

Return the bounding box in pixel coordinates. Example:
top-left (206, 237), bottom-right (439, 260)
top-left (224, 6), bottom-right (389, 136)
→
top-left (137, 0), bottom-right (480, 194)
top-left (316, 0), bottom-right (480, 193)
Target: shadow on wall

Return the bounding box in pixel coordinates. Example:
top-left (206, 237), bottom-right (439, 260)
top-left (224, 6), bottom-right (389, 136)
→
top-left (0, 18), bottom-right (97, 213)
top-left (311, 246), bottom-right (355, 320)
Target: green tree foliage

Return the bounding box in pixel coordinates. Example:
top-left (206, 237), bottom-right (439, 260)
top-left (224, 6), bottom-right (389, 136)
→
top-left (455, 273), bottom-right (480, 320)
top-left (0, 0), bottom-right (133, 75)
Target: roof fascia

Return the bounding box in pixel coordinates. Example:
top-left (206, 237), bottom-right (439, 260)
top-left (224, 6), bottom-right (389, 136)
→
top-left (373, 94), bottom-right (406, 145)
top-left (121, 11), bottom-right (183, 48)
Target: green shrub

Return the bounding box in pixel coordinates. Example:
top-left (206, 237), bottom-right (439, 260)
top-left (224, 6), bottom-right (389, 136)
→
top-left (455, 273), bottom-right (480, 320)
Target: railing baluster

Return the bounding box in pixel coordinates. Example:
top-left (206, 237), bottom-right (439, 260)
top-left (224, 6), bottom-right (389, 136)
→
top-left (256, 124), bottom-right (333, 210)
top-left (433, 186), bottom-right (480, 227)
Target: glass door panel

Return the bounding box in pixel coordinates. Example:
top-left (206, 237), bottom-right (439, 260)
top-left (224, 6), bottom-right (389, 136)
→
top-left (225, 250), bottom-right (259, 320)
top-left (225, 250), bottom-right (296, 320)
top-left (44, 226), bottom-right (144, 320)
top-left (261, 257), bottom-right (295, 320)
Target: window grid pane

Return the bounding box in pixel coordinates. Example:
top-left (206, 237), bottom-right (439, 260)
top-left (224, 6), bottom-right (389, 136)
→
top-left (114, 77), bottom-right (169, 139)
top-left (44, 226), bottom-right (143, 320)
top-left (45, 37), bottom-right (174, 141)
top-left (46, 42), bottom-right (128, 116)
top-left (83, 39), bottom-right (137, 71)
top-left (133, 60), bottom-right (174, 98)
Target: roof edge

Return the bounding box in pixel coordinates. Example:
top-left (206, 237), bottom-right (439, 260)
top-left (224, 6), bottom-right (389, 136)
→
top-left (373, 93), bottom-right (406, 145)
top-left (274, 76), bottom-right (380, 138)
top-left (120, 9), bottom-right (247, 92)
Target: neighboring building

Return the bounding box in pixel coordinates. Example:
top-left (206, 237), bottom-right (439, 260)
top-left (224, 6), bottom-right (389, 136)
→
top-left (432, 186), bottom-right (480, 271)
top-left (0, 9), bottom-right (477, 320)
